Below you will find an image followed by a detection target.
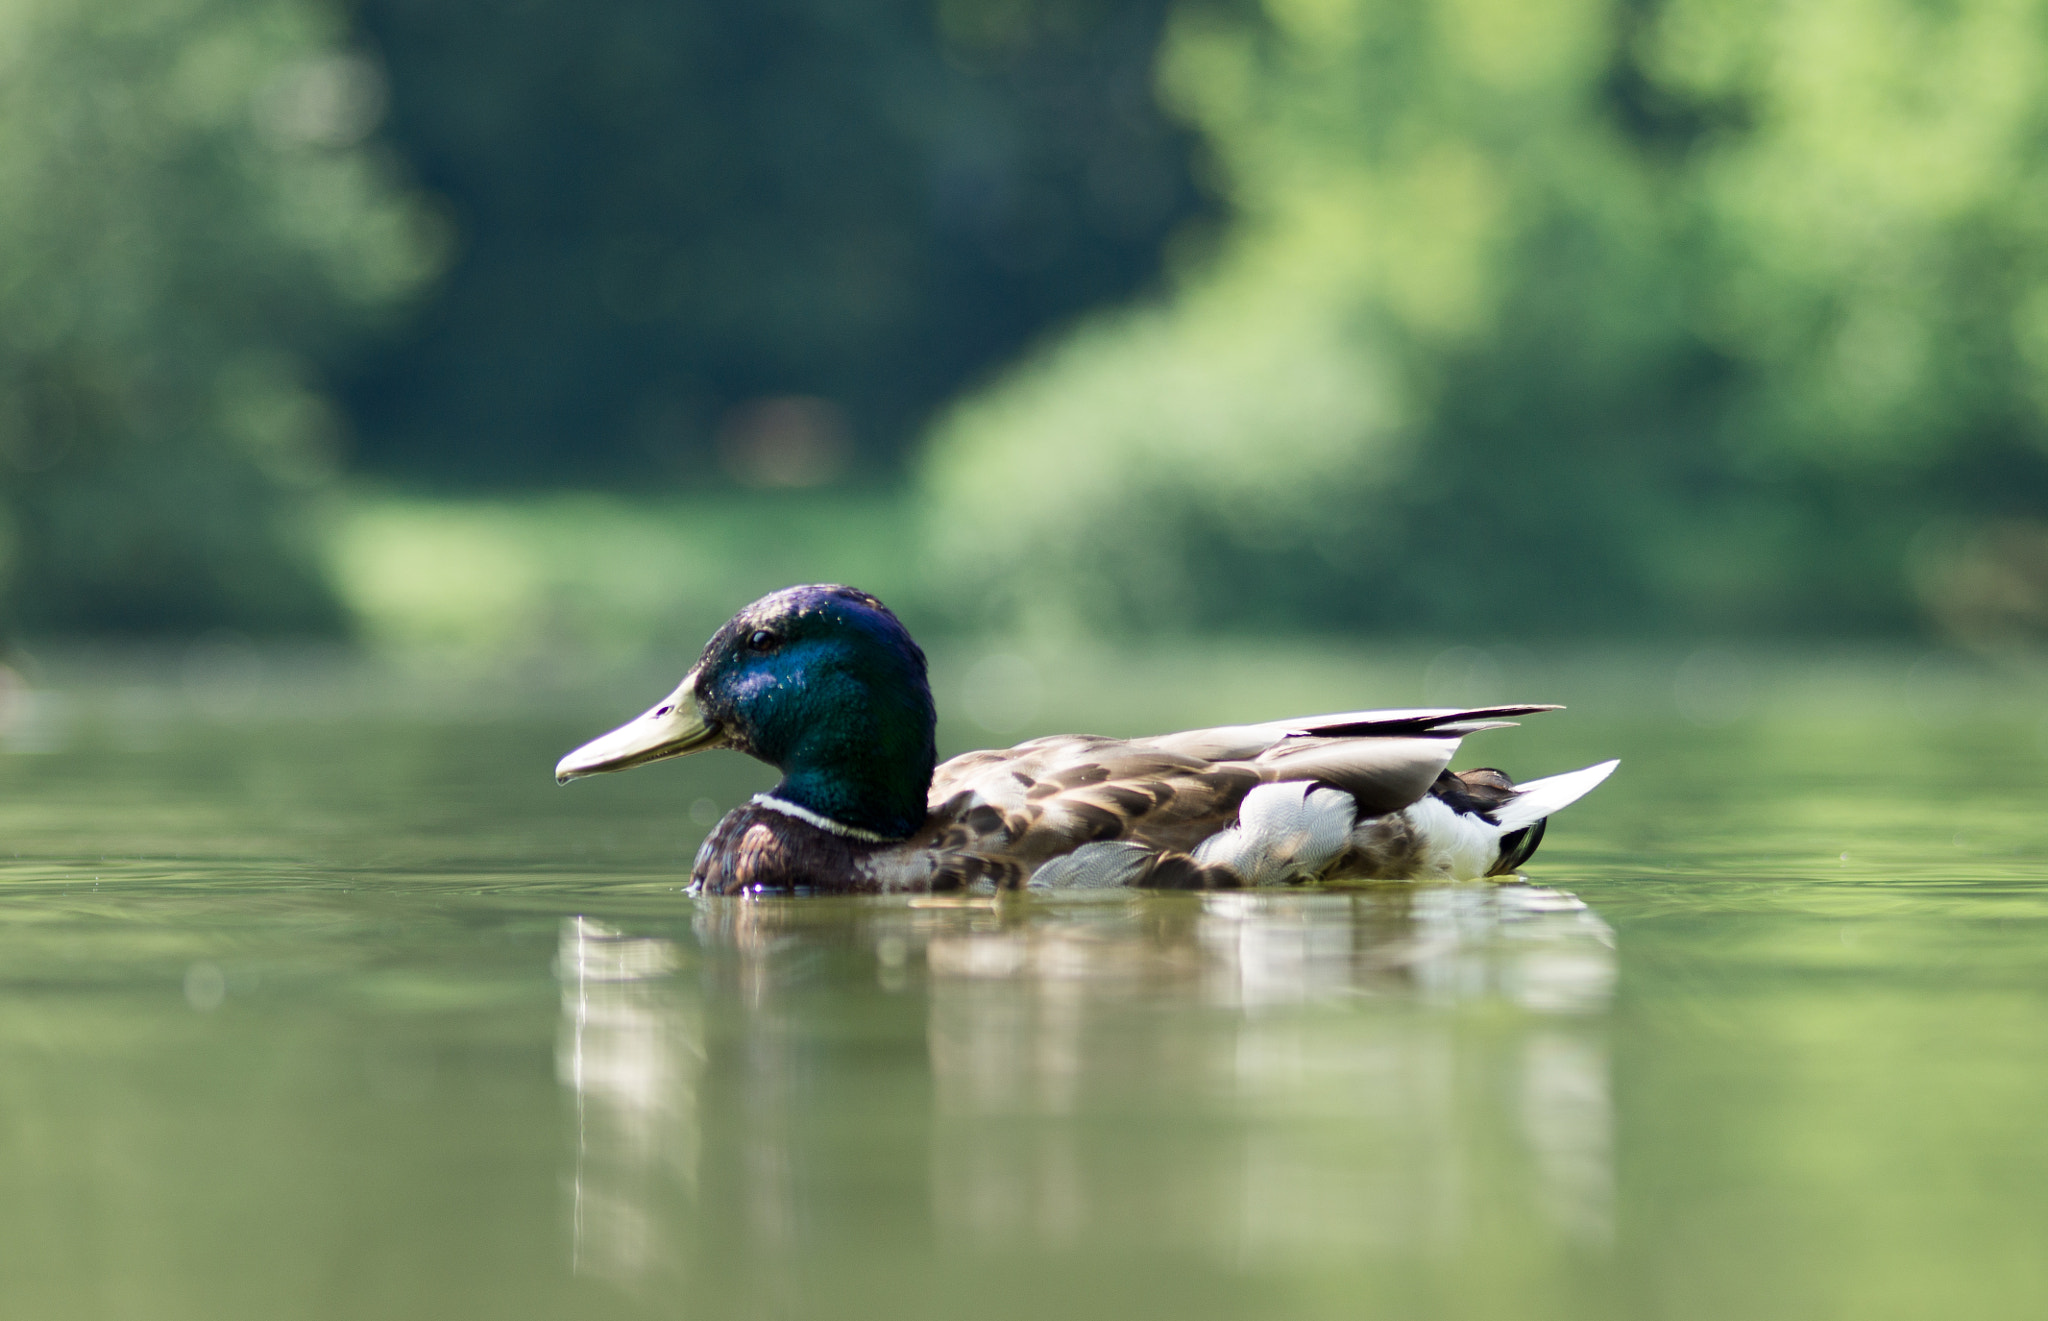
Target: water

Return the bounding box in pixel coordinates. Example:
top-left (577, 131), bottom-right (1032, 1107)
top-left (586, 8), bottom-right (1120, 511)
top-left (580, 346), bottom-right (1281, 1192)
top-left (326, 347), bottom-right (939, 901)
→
top-left (2, 662), bottom-right (2045, 1319)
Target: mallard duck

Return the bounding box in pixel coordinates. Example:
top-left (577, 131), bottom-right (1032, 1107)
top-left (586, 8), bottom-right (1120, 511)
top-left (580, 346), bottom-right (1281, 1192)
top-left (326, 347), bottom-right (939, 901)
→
top-left (555, 585), bottom-right (1618, 895)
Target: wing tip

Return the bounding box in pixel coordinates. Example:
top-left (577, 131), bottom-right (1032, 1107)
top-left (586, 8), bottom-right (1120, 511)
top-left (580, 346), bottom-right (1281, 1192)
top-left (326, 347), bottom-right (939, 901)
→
top-left (1425, 719), bottom-right (1520, 737)
top-left (1296, 704), bottom-right (1564, 740)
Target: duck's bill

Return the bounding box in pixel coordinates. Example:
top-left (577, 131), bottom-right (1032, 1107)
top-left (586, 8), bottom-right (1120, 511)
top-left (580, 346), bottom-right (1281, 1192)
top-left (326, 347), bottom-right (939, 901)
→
top-left (555, 675), bottom-right (721, 783)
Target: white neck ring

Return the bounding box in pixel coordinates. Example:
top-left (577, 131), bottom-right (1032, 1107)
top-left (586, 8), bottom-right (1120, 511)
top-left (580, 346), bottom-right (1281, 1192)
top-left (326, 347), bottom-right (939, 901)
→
top-left (750, 793), bottom-right (899, 844)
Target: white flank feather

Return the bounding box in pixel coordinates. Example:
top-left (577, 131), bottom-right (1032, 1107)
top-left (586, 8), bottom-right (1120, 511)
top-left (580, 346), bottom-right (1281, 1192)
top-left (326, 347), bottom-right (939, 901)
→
top-left (1400, 795), bottom-right (1507, 879)
top-left (1493, 759), bottom-right (1620, 833)
top-left (1194, 781), bottom-right (1355, 886)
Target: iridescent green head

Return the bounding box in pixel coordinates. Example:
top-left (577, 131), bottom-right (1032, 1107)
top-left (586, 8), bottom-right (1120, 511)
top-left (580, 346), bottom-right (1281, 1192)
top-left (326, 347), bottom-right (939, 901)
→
top-left (555, 585), bottom-right (936, 840)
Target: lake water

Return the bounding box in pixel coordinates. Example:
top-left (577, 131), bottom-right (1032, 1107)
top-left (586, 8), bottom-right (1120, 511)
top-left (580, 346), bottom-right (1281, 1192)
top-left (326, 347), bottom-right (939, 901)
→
top-left (1, 651), bottom-right (2044, 1319)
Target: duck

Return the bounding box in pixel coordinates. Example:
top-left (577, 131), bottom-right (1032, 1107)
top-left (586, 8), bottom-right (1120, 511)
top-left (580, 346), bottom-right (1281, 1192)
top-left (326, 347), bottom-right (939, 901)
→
top-left (554, 585), bottom-right (1618, 896)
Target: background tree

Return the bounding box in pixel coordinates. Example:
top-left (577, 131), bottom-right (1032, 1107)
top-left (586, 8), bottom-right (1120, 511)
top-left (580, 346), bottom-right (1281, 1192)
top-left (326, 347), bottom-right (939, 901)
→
top-left (344, 0), bottom-right (1211, 487)
top-left (0, 0), bottom-right (439, 634)
top-left (920, 0), bottom-right (2048, 640)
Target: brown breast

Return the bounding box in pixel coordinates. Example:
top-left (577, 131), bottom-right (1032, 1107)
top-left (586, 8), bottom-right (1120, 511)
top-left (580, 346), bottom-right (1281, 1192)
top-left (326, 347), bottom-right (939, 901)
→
top-left (691, 803), bottom-right (891, 895)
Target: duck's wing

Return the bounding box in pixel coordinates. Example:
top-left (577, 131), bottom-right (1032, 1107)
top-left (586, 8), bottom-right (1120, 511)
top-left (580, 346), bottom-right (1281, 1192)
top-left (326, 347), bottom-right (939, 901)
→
top-left (1140, 705), bottom-right (1561, 814)
top-left (1248, 735), bottom-right (1463, 815)
top-left (921, 707), bottom-right (1561, 889)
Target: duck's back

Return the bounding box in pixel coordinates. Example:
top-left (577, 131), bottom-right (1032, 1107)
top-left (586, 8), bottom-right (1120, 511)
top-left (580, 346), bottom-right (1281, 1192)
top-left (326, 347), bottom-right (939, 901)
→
top-left (909, 708), bottom-right (1551, 890)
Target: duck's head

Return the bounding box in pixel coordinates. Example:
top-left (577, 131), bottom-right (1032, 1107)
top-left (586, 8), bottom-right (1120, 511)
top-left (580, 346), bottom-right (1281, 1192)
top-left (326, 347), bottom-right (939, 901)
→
top-left (554, 585), bottom-right (936, 840)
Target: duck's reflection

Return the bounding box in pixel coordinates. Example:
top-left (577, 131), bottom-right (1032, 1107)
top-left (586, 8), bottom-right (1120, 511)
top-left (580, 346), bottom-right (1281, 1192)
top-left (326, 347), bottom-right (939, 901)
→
top-left (923, 887), bottom-right (1614, 1257)
top-left (555, 917), bottom-right (698, 1287)
top-left (556, 885), bottom-right (1616, 1287)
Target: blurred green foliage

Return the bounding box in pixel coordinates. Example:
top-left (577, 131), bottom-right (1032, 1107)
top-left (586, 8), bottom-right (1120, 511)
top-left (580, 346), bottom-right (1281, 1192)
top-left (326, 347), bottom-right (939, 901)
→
top-left (13, 0), bottom-right (2048, 645)
top-left (0, 0), bottom-right (439, 634)
top-left (342, 0), bottom-right (1207, 487)
top-left (328, 491), bottom-right (924, 659)
top-left (923, 0), bottom-right (2048, 640)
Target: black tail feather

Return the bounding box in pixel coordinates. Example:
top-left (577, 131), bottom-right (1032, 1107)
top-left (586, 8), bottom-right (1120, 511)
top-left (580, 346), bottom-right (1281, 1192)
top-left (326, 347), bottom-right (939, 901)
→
top-left (1486, 816), bottom-right (1548, 877)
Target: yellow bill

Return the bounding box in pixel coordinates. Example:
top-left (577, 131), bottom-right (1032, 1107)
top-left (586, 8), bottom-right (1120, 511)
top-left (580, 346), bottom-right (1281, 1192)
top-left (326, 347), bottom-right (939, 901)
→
top-left (555, 673), bottom-right (721, 783)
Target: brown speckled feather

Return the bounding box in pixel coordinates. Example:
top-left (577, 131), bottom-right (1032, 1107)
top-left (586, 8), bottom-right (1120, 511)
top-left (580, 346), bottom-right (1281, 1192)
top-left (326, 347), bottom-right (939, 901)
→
top-left (929, 737), bottom-right (1248, 859)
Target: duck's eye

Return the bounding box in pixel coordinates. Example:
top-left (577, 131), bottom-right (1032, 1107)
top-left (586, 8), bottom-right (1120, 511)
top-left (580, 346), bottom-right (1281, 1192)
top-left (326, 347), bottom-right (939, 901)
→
top-left (747, 629), bottom-right (779, 652)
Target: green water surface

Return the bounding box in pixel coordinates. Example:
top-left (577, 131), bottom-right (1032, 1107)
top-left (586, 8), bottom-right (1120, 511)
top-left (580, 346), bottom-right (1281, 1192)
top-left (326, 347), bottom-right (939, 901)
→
top-left (1, 661), bottom-right (2044, 1320)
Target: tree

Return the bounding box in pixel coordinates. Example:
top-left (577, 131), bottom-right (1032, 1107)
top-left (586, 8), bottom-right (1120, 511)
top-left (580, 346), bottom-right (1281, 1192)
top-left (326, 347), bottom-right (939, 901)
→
top-left (0, 0), bottom-right (439, 634)
top-left (344, 0), bottom-right (1210, 487)
top-left (921, 0), bottom-right (2048, 639)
